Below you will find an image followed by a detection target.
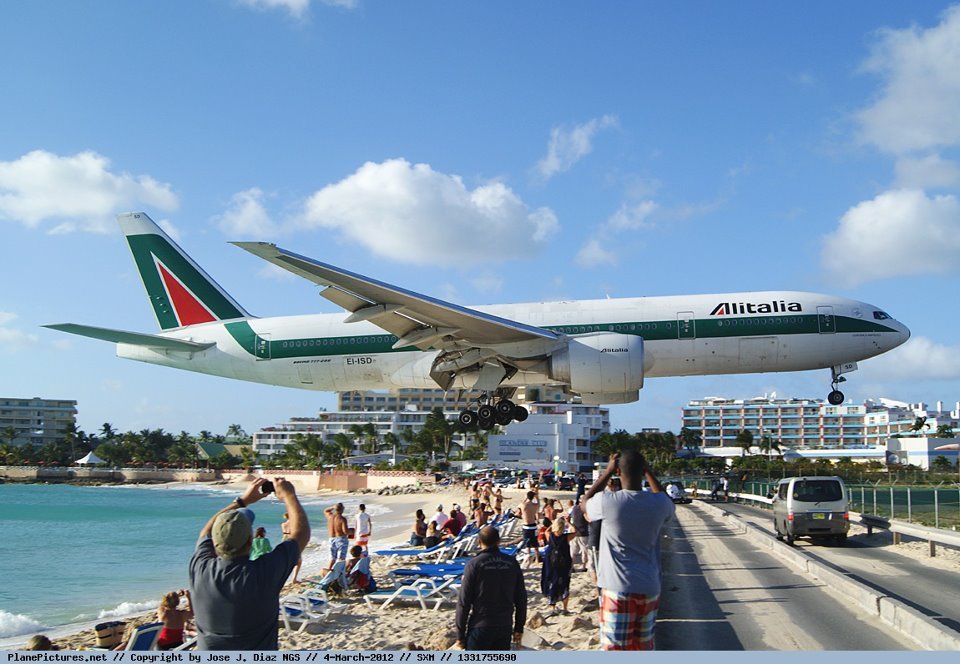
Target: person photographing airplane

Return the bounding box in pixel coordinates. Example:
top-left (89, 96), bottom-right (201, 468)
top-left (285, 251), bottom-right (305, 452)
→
top-left (584, 451), bottom-right (674, 650)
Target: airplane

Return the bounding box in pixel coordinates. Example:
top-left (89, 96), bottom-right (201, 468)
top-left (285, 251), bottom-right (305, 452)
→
top-left (46, 212), bottom-right (911, 429)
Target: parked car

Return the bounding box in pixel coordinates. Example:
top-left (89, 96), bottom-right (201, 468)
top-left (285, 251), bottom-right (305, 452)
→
top-left (557, 476), bottom-right (576, 491)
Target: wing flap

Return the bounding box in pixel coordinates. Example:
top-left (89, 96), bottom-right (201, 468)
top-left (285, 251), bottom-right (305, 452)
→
top-left (44, 323), bottom-right (215, 352)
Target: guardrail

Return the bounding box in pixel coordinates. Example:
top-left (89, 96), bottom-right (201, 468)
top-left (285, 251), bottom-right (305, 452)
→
top-left (711, 491), bottom-right (960, 556)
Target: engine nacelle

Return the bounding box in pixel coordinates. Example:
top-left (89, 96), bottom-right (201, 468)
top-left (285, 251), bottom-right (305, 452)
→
top-left (549, 333), bottom-right (644, 404)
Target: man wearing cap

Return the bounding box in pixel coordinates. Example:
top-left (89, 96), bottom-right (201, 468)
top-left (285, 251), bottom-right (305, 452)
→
top-left (189, 477), bottom-right (309, 650)
top-left (429, 504), bottom-right (449, 530)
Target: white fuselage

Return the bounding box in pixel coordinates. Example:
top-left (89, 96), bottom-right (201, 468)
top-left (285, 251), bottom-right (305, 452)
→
top-left (117, 291), bottom-right (910, 396)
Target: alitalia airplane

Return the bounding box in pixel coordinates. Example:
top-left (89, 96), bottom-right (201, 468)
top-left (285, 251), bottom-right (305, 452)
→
top-left (47, 212), bottom-right (910, 429)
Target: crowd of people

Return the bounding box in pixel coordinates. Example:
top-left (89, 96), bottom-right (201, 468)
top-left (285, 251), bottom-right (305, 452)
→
top-left (26, 450), bottom-right (676, 653)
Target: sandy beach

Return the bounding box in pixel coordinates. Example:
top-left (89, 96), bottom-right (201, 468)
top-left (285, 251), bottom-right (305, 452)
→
top-left (25, 481), bottom-right (960, 652)
top-left (36, 481), bottom-right (604, 651)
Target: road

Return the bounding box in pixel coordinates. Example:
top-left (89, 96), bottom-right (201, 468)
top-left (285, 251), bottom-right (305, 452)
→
top-left (656, 503), bottom-right (918, 650)
top-left (713, 499), bottom-right (960, 637)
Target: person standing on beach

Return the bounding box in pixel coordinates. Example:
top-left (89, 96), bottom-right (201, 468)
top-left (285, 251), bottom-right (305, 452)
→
top-left (355, 503), bottom-right (372, 551)
top-left (585, 451), bottom-right (674, 651)
top-left (324, 502), bottom-right (350, 571)
top-left (517, 491), bottom-right (540, 566)
top-left (189, 477), bottom-right (309, 651)
top-left (281, 512), bottom-right (302, 582)
top-left (455, 526), bottom-right (527, 651)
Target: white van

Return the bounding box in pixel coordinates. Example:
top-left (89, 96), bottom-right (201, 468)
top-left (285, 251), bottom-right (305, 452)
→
top-left (770, 476), bottom-right (849, 545)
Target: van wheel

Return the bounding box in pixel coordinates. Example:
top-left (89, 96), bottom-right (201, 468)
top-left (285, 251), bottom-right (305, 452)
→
top-left (774, 523), bottom-right (783, 541)
top-left (786, 534), bottom-right (796, 546)
top-left (834, 534), bottom-right (847, 546)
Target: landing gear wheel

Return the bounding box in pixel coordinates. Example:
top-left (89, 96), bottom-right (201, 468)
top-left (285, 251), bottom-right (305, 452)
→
top-left (828, 390), bottom-right (845, 405)
top-left (495, 411), bottom-right (513, 426)
top-left (495, 400), bottom-right (514, 416)
top-left (458, 410), bottom-right (478, 428)
top-left (512, 405), bottom-right (529, 422)
top-left (477, 404), bottom-right (495, 421)
top-left (478, 416), bottom-right (495, 431)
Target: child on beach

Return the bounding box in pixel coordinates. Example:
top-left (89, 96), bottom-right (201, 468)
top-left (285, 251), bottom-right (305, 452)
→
top-left (156, 589), bottom-right (193, 650)
top-left (250, 526), bottom-right (272, 561)
top-left (424, 521), bottom-right (441, 548)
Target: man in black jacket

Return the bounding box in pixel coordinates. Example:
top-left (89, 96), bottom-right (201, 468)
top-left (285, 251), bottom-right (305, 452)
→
top-left (455, 526), bottom-right (527, 650)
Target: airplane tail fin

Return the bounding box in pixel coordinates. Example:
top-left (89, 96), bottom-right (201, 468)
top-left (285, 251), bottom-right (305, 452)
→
top-left (119, 212), bottom-right (252, 330)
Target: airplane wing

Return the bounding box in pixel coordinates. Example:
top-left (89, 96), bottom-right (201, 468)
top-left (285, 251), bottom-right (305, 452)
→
top-left (233, 242), bottom-right (560, 351)
top-left (43, 323), bottom-right (215, 352)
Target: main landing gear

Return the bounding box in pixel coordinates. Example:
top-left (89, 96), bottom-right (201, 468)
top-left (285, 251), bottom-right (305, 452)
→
top-left (458, 398), bottom-right (528, 430)
top-left (828, 366), bottom-right (846, 405)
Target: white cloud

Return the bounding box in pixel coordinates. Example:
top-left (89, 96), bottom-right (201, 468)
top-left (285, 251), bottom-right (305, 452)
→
top-left (821, 189), bottom-right (960, 287)
top-left (894, 153), bottom-right (960, 189)
top-left (861, 336), bottom-right (960, 381)
top-left (575, 239), bottom-right (618, 268)
top-left (470, 274), bottom-right (504, 294)
top-left (214, 188), bottom-right (278, 239)
top-left (0, 150), bottom-right (178, 233)
top-left (237, 0), bottom-right (356, 19)
top-left (535, 115), bottom-right (618, 180)
top-left (296, 159), bottom-right (558, 266)
top-left (0, 312), bottom-right (38, 349)
top-left (605, 201), bottom-right (658, 232)
top-left (856, 6), bottom-right (960, 154)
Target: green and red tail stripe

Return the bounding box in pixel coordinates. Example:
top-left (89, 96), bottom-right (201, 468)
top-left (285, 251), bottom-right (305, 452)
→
top-left (119, 212), bottom-right (251, 330)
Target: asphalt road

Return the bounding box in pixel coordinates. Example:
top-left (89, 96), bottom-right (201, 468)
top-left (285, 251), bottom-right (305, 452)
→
top-left (714, 499), bottom-right (960, 637)
top-left (655, 504), bottom-right (917, 650)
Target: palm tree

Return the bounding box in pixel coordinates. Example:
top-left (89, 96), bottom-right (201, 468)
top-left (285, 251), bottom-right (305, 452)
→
top-left (734, 429), bottom-right (754, 456)
top-left (347, 423), bottom-right (367, 456)
top-left (2, 425), bottom-right (18, 446)
top-left (226, 423), bottom-right (248, 442)
top-left (383, 431), bottom-right (400, 463)
top-left (332, 432), bottom-right (354, 462)
top-left (362, 422), bottom-right (380, 455)
top-left (935, 424), bottom-right (954, 438)
top-left (99, 423), bottom-right (117, 441)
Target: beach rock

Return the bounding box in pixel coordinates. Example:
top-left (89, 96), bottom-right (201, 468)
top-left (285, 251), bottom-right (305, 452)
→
top-left (521, 630), bottom-right (548, 649)
top-left (423, 628), bottom-right (457, 651)
top-left (526, 610), bottom-right (546, 629)
top-left (586, 634), bottom-right (600, 647)
top-left (557, 615), bottom-right (593, 631)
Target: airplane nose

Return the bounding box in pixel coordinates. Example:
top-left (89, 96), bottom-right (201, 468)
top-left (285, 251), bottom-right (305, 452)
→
top-left (898, 321), bottom-right (911, 346)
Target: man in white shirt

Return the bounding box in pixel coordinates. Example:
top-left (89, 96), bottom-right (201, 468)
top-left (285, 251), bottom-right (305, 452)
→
top-left (585, 451), bottom-right (674, 650)
top-left (429, 504), bottom-right (449, 530)
top-left (355, 503), bottom-right (372, 551)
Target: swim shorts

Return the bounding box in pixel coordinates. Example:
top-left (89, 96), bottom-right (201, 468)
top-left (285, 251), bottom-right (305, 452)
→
top-left (522, 524), bottom-right (538, 548)
top-left (330, 535), bottom-right (349, 560)
top-left (598, 589), bottom-right (660, 650)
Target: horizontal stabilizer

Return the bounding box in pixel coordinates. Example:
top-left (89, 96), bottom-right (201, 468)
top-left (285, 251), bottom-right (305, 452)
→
top-left (43, 324), bottom-right (215, 352)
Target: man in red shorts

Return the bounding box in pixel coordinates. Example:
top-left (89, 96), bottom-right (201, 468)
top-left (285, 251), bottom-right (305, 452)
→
top-left (584, 450), bottom-right (674, 650)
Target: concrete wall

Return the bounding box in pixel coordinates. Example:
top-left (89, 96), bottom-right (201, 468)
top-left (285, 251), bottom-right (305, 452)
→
top-left (1, 466), bottom-right (216, 482)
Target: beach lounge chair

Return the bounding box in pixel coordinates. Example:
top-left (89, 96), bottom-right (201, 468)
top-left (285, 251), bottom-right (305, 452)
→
top-left (373, 540), bottom-right (450, 557)
top-left (362, 576), bottom-right (460, 611)
top-left (279, 595), bottom-right (328, 633)
top-left (387, 563), bottom-right (465, 584)
top-left (292, 587), bottom-right (347, 615)
top-left (123, 622), bottom-right (163, 651)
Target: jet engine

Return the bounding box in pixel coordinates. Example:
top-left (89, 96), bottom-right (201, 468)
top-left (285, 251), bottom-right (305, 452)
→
top-left (549, 333), bottom-right (644, 404)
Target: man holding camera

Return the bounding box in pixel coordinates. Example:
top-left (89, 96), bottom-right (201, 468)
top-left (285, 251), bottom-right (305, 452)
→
top-left (584, 450), bottom-right (674, 650)
top-left (189, 477), bottom-right (310, 650)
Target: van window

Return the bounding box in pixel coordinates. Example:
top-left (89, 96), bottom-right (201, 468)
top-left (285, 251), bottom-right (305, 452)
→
top-left (778, 483), bottom-right (789, 500)
top-left (792, 479), bottom-right (843, 502)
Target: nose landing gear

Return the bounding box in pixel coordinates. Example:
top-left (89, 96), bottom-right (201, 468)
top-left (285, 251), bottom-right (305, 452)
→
top-left (828, 366), bottom-right (846, 405)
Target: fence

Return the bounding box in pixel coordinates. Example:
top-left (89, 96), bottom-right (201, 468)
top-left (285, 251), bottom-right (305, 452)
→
top-left (685, 476), bottom-right (960, 530)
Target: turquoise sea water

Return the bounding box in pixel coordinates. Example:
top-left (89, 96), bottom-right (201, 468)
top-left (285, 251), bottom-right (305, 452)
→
top-left (0, 483), bottom-right (397, 648)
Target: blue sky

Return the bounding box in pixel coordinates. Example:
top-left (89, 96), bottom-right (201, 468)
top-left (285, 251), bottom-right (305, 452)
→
top-left (2, 1), bottom-right (959, 438)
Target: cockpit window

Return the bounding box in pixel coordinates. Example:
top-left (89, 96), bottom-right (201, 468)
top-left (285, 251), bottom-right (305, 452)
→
top-left (873, 311), bottom-right (891, 320)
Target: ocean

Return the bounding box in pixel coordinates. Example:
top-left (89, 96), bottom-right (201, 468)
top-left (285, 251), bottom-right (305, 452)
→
top-left (0, 482), bottom-right (401, 648)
